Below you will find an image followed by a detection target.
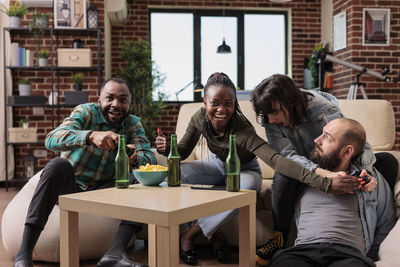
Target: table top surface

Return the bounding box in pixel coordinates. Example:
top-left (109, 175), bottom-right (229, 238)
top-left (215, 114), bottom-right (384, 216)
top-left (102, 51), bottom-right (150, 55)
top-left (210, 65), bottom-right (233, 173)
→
top-left (59, 183), bottom-right (256, 226)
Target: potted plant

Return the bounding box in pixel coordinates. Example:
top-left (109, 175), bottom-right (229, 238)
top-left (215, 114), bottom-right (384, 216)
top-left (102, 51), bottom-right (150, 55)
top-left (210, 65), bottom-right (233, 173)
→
top-left (72, 72), bottom-right (84, 91)
top-left (30, 12), bottom-right (49, 55)
top-left (37, 48), bottom-right (49, 67)
top-left (308, 42), bottom-right (329, 89)
top-left (0, 0), bottom-right (29, 28)
top-left (117, 39), bottom-right (166, 143)
top-left (65, 72), bottom-right (88, 105)
top-left (18, 79), bottom-right (32, 96)
top-left (31, 12), bottom-right (49, 29)
top-left (19, 117), bottom-right (29, 128)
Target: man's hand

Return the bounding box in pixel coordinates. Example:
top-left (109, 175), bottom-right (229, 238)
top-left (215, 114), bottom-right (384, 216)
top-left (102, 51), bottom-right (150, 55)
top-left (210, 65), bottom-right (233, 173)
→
top-left (327, 175), bottom-right (360, 194)
top-left (88, 131), bottom-right (119, 150)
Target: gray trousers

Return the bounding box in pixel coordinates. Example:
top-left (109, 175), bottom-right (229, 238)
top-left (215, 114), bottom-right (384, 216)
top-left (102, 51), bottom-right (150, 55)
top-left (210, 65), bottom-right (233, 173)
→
top-left (181, 153), bottom-right (262, 239)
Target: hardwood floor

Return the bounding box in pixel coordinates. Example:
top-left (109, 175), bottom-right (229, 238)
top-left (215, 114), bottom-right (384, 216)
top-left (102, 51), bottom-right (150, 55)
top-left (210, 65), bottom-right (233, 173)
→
top-left (0, 186), bottom-right (240, 267)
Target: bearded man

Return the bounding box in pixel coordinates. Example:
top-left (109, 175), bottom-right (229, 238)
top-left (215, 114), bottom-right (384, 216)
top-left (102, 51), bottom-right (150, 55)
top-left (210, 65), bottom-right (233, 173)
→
top-left (269, 118), bottom-right (396, 267)
top-left (13, 78), bottom-right (155, 267)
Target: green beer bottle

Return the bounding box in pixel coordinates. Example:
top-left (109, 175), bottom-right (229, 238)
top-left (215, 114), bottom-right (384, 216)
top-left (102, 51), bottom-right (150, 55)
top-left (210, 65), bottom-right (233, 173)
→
top-left (168, 134), bottom-right (181, 186)
top-left (115, 135), bottom-right (130, 189)
top-left (226, 134), bottom-right (240, 192)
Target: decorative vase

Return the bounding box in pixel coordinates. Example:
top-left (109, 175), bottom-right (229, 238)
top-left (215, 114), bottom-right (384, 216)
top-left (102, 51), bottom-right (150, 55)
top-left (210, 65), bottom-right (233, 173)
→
top-left (74, 84), bottom-right (83, 91)
top-left (18, 84), bottom-right (32, 96)
top-left (38, 58), bottom-right (48, 67)
top-left (9, 16), bottom-right (21, 28)
top-left (34, 17), bottom-right (48, 29)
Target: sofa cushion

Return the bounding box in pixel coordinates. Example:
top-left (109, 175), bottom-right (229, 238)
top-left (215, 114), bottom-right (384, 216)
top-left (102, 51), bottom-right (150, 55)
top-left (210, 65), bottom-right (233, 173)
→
top-left (376, 219), bottom-right (400, 267)
top-left (338, 100), bottom-right (395, 151)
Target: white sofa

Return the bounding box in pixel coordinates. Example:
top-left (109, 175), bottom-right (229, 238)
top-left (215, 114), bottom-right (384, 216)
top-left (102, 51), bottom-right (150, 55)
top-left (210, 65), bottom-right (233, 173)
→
top-left (161, 99), bottom-right (400, 266)
top-left (2, 99), bottom-right (400, 265)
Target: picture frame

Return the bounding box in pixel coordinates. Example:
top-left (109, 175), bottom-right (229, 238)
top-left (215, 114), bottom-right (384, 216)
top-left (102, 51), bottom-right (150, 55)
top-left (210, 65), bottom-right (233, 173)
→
top-left (54, 0), bottom-right (86, 29)
top-left (362, 8), bottom-right (390, 46)
top-left (72, 0), bottom-right (86, 29)
top-left (333, 11), bottom-right (346, 51)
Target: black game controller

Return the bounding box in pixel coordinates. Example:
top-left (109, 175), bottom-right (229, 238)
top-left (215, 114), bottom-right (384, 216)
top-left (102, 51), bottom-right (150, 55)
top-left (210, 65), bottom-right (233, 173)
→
top-left (350, 170), bottom-right (371, 185)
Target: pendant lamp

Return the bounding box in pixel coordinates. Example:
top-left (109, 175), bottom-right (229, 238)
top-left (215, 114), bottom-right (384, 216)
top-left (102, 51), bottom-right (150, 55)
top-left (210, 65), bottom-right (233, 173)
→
top-left (217, 0), bottom-right (231, 54)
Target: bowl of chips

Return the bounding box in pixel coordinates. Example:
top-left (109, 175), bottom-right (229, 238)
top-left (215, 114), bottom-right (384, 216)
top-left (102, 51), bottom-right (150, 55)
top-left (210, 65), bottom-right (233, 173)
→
top-left (133, 164), bottom-right (168, 186)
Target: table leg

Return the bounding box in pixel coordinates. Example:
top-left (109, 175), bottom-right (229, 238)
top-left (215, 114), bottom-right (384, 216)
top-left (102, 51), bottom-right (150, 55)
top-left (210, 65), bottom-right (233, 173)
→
top-left (154, 225), bottom-right (179, 267)
top-left (148, 224), bottom-right (157, 267)
top-left (60, 209), bottom-right (79, 267)
top-left (238, 203), bottom-right (256, 267)
top-left (148, 224), bottom-right (179, 267)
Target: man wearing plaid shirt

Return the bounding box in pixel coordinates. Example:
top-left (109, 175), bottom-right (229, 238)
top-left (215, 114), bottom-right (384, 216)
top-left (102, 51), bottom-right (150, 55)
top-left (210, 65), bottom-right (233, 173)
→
top-left (14, 78), bottom-right (155, 267)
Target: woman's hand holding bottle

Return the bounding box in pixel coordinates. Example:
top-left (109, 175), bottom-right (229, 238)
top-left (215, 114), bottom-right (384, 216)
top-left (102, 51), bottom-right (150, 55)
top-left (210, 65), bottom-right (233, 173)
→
top-left (155, 128), bottom-right (167, 152)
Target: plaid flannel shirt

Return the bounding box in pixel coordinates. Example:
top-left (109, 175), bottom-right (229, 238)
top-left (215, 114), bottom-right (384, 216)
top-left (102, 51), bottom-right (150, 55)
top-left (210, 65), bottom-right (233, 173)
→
top-left (45, 103), bottom-right (156, 190)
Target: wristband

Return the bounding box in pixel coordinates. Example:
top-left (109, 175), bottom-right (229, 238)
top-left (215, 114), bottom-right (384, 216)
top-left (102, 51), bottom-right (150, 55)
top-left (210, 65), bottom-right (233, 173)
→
top-left (86, 130), bottom-right (93, 144)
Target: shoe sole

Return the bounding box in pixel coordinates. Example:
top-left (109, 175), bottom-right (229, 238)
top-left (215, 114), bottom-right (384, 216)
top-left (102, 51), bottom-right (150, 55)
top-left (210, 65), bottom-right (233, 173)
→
top-left (256, 255), bottom-right (271, 266)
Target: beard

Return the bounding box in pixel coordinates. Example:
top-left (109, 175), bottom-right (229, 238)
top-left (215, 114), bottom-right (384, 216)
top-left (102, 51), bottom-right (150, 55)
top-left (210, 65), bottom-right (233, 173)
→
top-left (99, 103), bottom-right (129, 129)
top-left (309, 145), bottom-right (343, 171)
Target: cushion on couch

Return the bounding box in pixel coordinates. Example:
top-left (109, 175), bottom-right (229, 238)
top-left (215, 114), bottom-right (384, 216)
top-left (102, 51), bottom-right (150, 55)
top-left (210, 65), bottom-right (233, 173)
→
top-left (338, 100), bottom-right (395, 151)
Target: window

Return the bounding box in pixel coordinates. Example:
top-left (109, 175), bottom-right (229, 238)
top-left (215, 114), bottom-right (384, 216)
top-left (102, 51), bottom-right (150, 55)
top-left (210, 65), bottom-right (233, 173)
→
top-left (201, 16), bottom-right (238, 86)
top-left (150, 9), bottom-right (288, 102)
top-left (244, 14), bottom-right (286, 90)
top-left (150, 13), bottom-right (193, 101)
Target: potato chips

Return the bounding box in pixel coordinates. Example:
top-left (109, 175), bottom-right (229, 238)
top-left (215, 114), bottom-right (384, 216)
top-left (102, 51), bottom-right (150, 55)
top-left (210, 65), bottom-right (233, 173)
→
top-left (136, 163), bottom-right (167, 172)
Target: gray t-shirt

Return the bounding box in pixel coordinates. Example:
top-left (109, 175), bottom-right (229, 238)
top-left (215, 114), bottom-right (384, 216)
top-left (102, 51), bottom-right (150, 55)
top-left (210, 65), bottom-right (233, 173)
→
top-left (295, 187), bottom-right (366, 254)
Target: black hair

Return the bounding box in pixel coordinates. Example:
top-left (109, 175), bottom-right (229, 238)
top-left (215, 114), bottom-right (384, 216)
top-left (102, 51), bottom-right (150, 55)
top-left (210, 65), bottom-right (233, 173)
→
top-left (203, 72), bottom-right (249, 124)
top-left (100, 78), bottom-right (132, 95)
top-left (251, 74), bottom-right (312, 126)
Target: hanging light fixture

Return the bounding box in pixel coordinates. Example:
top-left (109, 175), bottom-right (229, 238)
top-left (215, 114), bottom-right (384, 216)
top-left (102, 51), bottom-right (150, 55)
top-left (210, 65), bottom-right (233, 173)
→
top-left (217, 0), bottom-right (231, 54)
top-left (60, 0), bottom-right (70, 20)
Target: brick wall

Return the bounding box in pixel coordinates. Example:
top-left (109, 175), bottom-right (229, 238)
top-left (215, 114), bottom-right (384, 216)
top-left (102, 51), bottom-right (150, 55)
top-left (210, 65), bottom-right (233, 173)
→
top-left (11, 0), bottom-right (105, 179)
top-left (331, 0), bottom-right (400, 150)
top-left (110, 0), bottom-right (323, 139)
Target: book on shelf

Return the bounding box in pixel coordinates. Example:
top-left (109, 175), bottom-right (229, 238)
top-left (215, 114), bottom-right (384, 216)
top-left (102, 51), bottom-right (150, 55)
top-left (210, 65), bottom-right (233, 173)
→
top-left (12, 46), bottom-right (34, 67)
top-left (18, 47), bottom-right (23, 66)
top-left (26, 49), bottom-right (34, 67)
top-left (11, 42), bottom-right (19, 66)
top-left (324, 71), bottom-right (333, 89)
top-left (22, 47), bottom-right (26, 66)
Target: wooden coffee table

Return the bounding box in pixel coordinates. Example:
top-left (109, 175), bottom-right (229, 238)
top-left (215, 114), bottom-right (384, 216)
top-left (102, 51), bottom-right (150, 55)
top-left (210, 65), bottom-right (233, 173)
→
top-left (59, 183), bottom-right (256, 267)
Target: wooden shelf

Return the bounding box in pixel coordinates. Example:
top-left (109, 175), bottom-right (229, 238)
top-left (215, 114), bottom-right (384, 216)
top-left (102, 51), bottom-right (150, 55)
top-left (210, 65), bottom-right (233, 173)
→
top-left (7, 66), bottom-right (99, 71)
top-left (3, 27), bottom-right (102, 191)
top-left (5, 27), bottom-right (100, 37)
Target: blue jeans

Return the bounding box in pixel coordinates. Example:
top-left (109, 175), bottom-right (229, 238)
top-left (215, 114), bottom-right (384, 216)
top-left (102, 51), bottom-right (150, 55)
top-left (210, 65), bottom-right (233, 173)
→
top-left (181, 153), bottom-right (262, 238)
